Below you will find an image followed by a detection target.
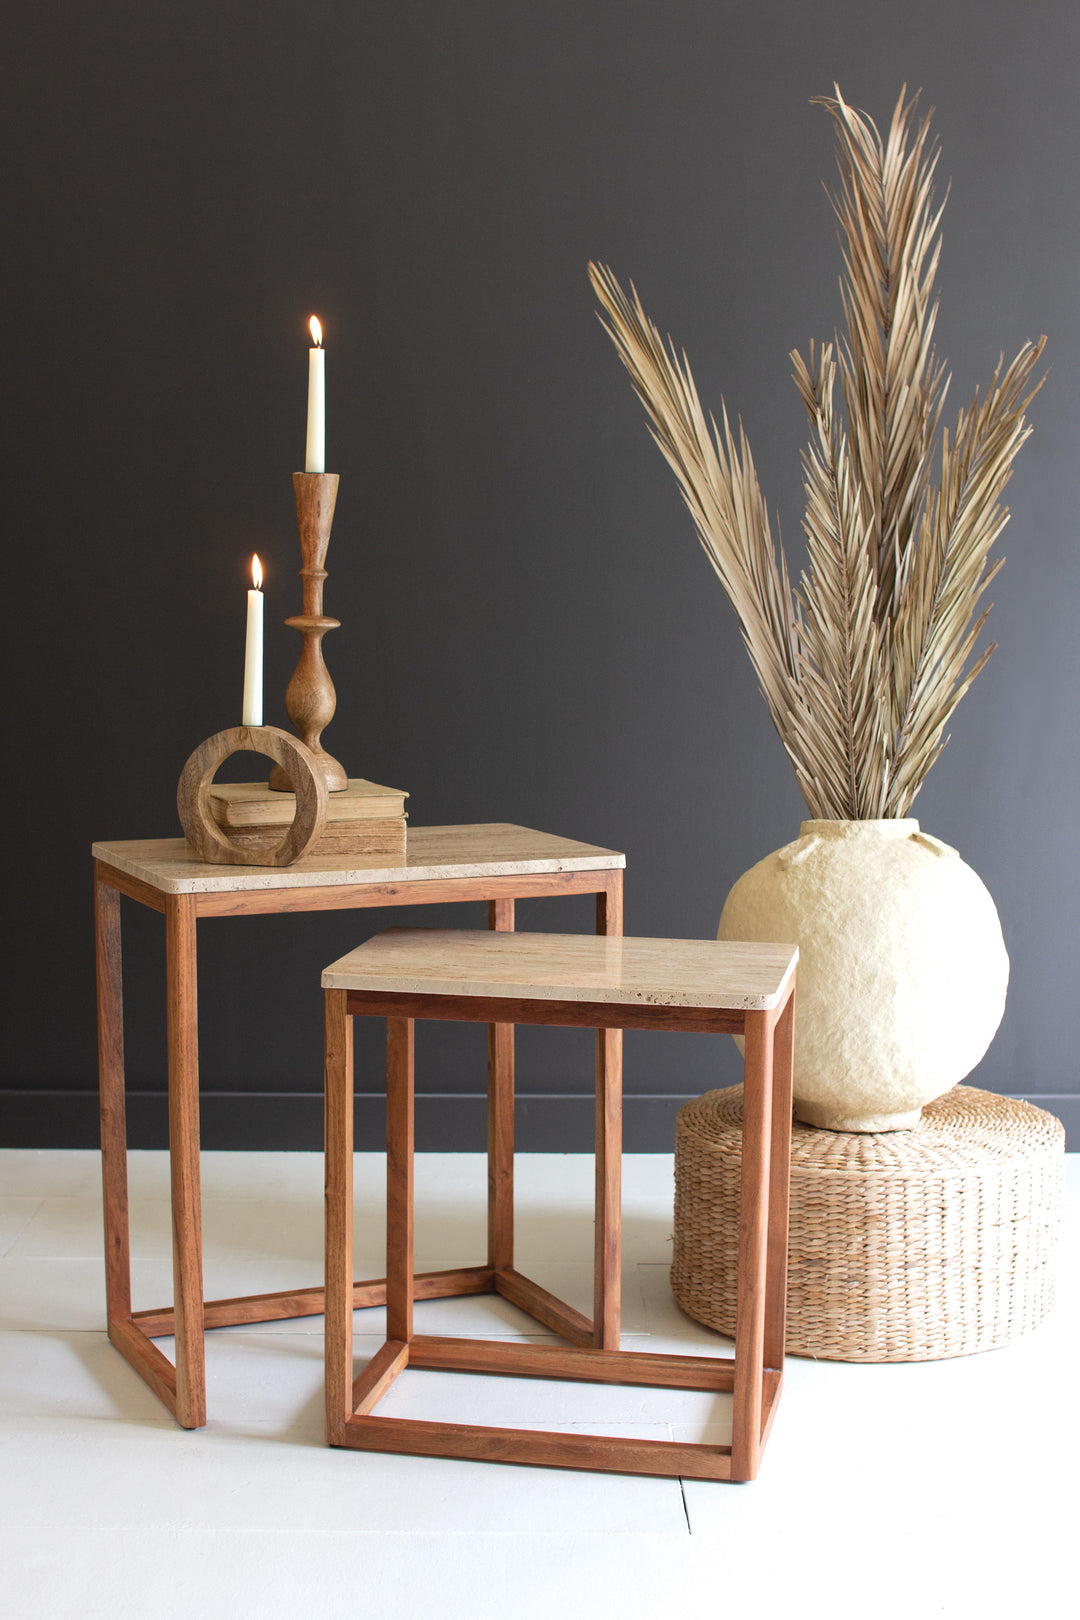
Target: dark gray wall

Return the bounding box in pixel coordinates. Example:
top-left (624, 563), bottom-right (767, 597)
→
top-left (3, 1), bottom-right (1078, 1149)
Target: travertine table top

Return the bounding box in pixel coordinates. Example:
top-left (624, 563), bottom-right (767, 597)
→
top-left (91, 824), bottom-right (625, 895)
top-left (322, 929), bottom-right (798, 1011)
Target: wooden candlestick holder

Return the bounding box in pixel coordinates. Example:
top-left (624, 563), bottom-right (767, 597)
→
top-left (269, 471), bottom-right (349, 793)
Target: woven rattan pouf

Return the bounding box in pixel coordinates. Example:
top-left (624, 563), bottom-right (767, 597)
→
top-left (672, 1083), bottom-right (1065, 1361)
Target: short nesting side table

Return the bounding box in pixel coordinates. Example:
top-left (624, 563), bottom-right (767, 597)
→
top-left (322, 928), bottom-right (797, 1482)
top-left (92, 824), bottom-right (624, 1429)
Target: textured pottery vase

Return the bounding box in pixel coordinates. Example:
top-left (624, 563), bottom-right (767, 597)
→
top-left (717, 819), bottom-right (1009, 1131)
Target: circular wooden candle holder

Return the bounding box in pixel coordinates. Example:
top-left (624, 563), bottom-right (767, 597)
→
top-left (177, 726), bottom-right (328, 866)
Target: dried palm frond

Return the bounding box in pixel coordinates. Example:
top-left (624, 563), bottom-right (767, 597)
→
top-left (590, 86), bottom-right (1045, 819)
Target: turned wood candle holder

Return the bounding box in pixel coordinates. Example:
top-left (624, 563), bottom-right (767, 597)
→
top-left (178, 725), bottom-right (328, 866)
top-left (269, 471), bottom-right (349, 793)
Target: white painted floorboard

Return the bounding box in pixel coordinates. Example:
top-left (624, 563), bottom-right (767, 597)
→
top-left (0, 1149), bottom-right (1076, 1620)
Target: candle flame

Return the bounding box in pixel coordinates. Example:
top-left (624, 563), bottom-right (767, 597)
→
top-left (309, 315), bottom-right (323, 347)
top-left (251, 554), bottom-right (263, 590)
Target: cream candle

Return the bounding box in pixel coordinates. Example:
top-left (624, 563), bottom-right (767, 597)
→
top-left (305, 315), bottom-right (325, 473)
top-left (242, 554), bottom-right (264, 726)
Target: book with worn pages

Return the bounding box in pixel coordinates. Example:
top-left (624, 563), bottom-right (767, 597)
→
top-left (208, 778), bottom-right (409, 861)
top-left (210, 778), bottom-right (408, 827)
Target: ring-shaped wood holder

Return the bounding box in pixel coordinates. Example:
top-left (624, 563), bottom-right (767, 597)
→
top-left (177, 725), bottom-right (329, 866)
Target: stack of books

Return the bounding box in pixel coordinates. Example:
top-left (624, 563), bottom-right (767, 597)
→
top-left (208, 778), bottom-right (408, 861)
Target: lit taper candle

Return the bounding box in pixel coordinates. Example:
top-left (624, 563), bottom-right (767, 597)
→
top-left (305, 315), bottom-right (325, 472)
top-left (242, 554), bottom-right (264, 725)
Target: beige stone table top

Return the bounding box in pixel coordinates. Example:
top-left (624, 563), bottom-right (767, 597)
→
top-left (323, 929), bottom-right (798, 1011)
top-left (92, 823), bottom-right (625, 896)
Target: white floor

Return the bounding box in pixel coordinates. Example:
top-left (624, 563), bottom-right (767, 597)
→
top-left (1, 1148), bottom-right (1076, 1620)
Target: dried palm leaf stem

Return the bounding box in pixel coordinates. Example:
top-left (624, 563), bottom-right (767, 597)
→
top-left (590, 85), bottom-right (1045, 818)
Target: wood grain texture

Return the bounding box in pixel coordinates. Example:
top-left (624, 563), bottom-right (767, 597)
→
top-left (764, 984), bottom-right (796, 1375)
top-left (92, 822), bottom-right (628, 1430)
top-left (385, 1017), bottom-right (415, 1345)
top-left (597, 868), bottom-right (624, 937)
top-left (344, 988), bottom-right (747, 1036)
top-left (409, 1335), bottom-right (736, 1391)
top-left (323, 988), bottom-right (353, 1446)
top-left (353, 1265), bottom-right (494, 1310)
top-left (493, 1268), bottom-right (594, 1349)
top-left (352, 1340), bottom-right (409, 1417)
top-left (108, 1318), bottom-right (178, 1417)
top-left (486, 1019), bottom-right (515, 1269)
top-left (177, 725), bottom-right (328, 867)
top-left (211, 777), bottom-right (407, 827)
top-left (731, 1005), bottom-right (774, 1481)
top-left (594, 1027), bottom-right (622, 1349)
top-left (95, 866), bottom-right (131, 1325)
top-left (221, 817), bottom-right (406, 862)
top-left (593, 868), bottom-right (624, 1350)
top-left (325, 939), bottom-right (796, 1482)
top-left (339, 1415), bottom-right (733, 1481)
top-left (164, 893), bottom-right (205, 1429)
top-left (94, 863), bottom-right (167, 913)
top-left (132, 1265), bottom-right (497, 1336)
top-left (487, 897), bottom-right (515, 1272)
top-left (759, 1368), bottom-right (784, 1454)
top-left (192, 870), bottom-right (616, 919)
top-left (269, 471), bottom-right (348, 794)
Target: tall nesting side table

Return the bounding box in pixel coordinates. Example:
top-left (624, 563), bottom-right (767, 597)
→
top-left (323, 928), bottom-right (797, 1482)
top-left (93, 824), bottom-right (624, 1429)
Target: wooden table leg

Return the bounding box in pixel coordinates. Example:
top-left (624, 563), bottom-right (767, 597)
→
top-left (486, 900), bottom-right (515, 1272)
top-left (165, 893), bottom-right (205, 1430)
top-left (596, 869), bottom-right (624, 938)
top-left (95, 867), bottom-right (131, 1329)
top-left (594, 1026), bottom-right (622, 1349)
top-left (764, 985), bottom-right (795, 1376)
top-left (731, 1005), bottom-right (775, 1481)
top-left (386, 1018), bottom-right (416, 1344)
top-left (593, 868), bottom-right (624, 1349)
top-left (324, 988), bottom-right (353, 1444)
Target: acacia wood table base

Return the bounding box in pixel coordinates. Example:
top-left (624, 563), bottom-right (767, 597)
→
top-left (92, 825), bottom-right (624, 1430)
top-left (322, 930), bottom-right (797, 1483)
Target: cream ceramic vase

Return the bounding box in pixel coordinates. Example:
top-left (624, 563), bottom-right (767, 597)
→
top-left (717, 819), bottom-right (1009, 1131)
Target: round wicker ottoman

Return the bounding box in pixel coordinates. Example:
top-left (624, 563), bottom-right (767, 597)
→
top-left (672, 1084), bottom-right (1065, 1361)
